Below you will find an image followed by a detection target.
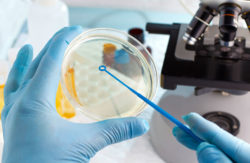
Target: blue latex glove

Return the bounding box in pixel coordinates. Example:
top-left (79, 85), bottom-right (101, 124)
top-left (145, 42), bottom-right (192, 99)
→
top-left (1, 26), bottom-right (149, 163)
top-left (173, 112), bottom-right (250, 163)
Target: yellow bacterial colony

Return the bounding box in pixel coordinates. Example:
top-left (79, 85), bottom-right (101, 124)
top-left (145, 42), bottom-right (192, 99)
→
top-left (56, 83), bottom-right (76, 119)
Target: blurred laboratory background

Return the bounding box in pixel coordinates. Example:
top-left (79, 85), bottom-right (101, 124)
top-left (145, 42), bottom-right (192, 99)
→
top-left (0, 0), bottom-right (198, 60)
top-left (0, 0), bottom-right (199, 162)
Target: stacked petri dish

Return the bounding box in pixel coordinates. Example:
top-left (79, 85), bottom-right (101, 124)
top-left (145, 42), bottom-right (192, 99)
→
top-left (61, 28), bottom-right (158, 120)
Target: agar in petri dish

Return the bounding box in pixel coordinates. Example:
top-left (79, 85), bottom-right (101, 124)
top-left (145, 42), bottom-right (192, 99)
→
top-left (61, 28), bottom-right (158, 120)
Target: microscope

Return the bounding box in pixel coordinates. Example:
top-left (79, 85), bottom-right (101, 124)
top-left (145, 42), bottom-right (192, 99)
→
top-left (147, 0), bottom-right (250, 162)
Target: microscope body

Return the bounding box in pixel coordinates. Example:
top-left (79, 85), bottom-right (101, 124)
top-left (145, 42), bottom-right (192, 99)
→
top-left (184, 0), bottom-right (250, 47)
top-left (148, 1), bottom-right (250, 162)
top-left (147, 0), bottom-right (250, 95)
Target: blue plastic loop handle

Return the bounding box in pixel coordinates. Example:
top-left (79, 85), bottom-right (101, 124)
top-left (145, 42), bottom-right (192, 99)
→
top-left (99, 65), bottom-right (204, 143)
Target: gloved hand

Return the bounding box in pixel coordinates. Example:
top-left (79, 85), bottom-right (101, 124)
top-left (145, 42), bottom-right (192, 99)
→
top-left (173, 112), bottom-right (250, 163)
top-left (1, 26), bottom-right (149, 163)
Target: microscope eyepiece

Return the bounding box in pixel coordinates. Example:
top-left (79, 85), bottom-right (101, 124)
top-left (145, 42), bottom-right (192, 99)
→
top-left (219, 3), bottom-right (241, 47)
top-left (183, 4), bottom-right (217, 45)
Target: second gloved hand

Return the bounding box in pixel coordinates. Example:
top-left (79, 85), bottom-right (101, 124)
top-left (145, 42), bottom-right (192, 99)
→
top-left (2, 26), bottom-right (149, 163)
top-left (173, 112), bottom-right (250, 163)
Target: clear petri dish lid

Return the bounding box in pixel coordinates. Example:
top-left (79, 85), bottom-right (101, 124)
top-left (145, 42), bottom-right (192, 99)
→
top-left (61, 28), bottom-right (158, 120)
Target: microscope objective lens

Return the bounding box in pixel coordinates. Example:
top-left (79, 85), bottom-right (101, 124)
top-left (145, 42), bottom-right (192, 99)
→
top-left (183, 4), bottom-right (217, 45)
top-left (219, 3), bottom-right (241, 47)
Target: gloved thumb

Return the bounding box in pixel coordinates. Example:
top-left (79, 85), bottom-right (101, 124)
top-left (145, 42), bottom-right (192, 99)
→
top-left (90, 117), bottom-right (149, 150)
top-left (197, 142), bottom-right (232, 163)
top-left (71, 117), bottom-right (149, 160)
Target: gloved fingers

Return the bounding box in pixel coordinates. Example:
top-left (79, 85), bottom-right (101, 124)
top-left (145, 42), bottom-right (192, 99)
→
top-left (183, 112), bottom-right (250, 162)
top-left (23, 27), bottom-right (67, 82)
top-left (172, 126), bottom-right (200, 150)
top-left (22, 39), bottom-right (52, 82)
top-left (29, 26), bottom-right (82, 104)
top-left (84, 117), bottom-right (149, 156)
top-left (4, 44), bottom-right (33, 100)
top-left (197, 142), bottom-right (232, 163)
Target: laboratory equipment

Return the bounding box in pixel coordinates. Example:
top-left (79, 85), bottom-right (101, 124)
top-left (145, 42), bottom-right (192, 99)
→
top-left (128, 27), bottom-right (152, 60)
top-left (146, 0), bottom-right (250, 162)
top-left (28, 0), bottom-right (69, 55)
top-left (61, 28), bottom-right (157, 120)
top-left (0, 0), bottom-right (30, 59)
top-left (99, 65), bottom-right (203, 143)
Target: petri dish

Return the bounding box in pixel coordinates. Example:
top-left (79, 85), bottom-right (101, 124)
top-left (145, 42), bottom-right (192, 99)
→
top-left (61, 28), bottom-right (158, 120)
